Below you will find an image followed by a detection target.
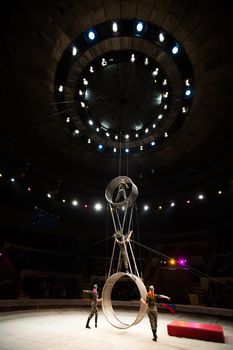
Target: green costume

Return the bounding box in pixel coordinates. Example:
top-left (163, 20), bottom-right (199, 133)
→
top-left (86, 286), bottom-right (99, 328)
top-left (146, 292), bottom-right (159, 341)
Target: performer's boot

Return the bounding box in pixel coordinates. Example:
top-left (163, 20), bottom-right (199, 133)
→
top-left (86, 317), bottom-right (91, 329)
top-left (152, 329), bottom-right (157, 341)
top-left (95, 315), bottom-right (98, 328)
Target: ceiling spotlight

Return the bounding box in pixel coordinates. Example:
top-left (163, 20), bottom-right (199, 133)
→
top-left (88, 120), bottom-right (93, 125)
top-left (125, 148), bottom-right (129, 153)
top-left (90, 66), bottom-right (94, 73)
top-left (198, 194), bottom-right (204, 200)
top-left (106, 132), bottom-right (110, 137)
top-left (152, 123), bottom-right (156, 128)
top-left (136, 22), bottom-right (144, 32)
top-left (101, 58), bottom-right (107, 66)
top-left (94, 203), bottom-right (102, 211)
top-left (170, 202), bottom-right (175, 207)
top-left (140, 145), bottom-right (143, 151)
top-left (72, 200), bottom-right (78, 206)
top-left (130, 53), bottom-right (135, 62)
top-left (135, 133), bottom-right (139, 138)
top-left (125, 134), bottom-right (129, 139)
top-left (47, 193), bottom-right (51, 198)
top-left (162, 79), bottom-right (167, 86)
top-left (88, 31), bottom-right (95, 40)
top-left (87, 138), bottom-right (91, 144)
top-left (158, 205), bottom-right (162, 210)
top-left (115, 135), bottom-right (118, 140)
top-left (185, 79), bottom-right (190, 86)
top-left (81, 101), bottom-right (85, 108)
top-left (72, 46), bottom-right (77, 56)
top-left (164, 132), bottom-right (168, 137)
top-left (158, 114), bottom-right (163, 120)
top-left (150, 141), bottom-right (156, 146)
top-left (172, 45), bottom-right (179, 54)
top-left (218, 190), bottom-right (222, 195)
top-left (73, 129), bottom-right (80, 135)
top-left (10, 178), bottom-right (15, 182)
top-left (83, 78), bottom-right (88, 85)
top-left (185, 89), bottom-right (191, 96)
top-left (97, 144), bottom-right (104, 150)
top-left (145, 128), bottom-right (149, 133)
top-left (159, 32), bottom-right (165, 42)
top-left (163, 92), bottom-right (169, 98)
top-left (113, 147), bottom-right (117, 152)
top-left (182, 107), bottom-right (187, 113)
top-left (112, 22), bottom-right (118, 32)
top-left (79, 90), bottom-right (83, 96)
top-left (144, 205), bottom-right (149, 211)
top-left (96, 127), bottom-right (100, 132)
top-left (58, 85), bottom-right (63, 92)
top-left (152, 69), bottom-right (158, 76)
top-left (144, 57), bottom-right (149, 65)
top-left (66, 117), bottom-right (70, 123)
top-left (164, 104), bottom-right (168, 110)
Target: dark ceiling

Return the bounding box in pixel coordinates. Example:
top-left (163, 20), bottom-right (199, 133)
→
top-left (0, 0), bottom-right (233, 250)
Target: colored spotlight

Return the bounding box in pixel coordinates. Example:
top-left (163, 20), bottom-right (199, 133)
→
top-left (169, 258), bottom-right (176, 265)
top-left (178, 258), bottom-right (187, 266)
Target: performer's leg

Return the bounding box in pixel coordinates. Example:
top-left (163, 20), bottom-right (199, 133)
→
top-left (86, 306), bottom-right (94, 328)
top-left (95, 311), bottom-right (98, 328)
top-left (148, 311), bottom-right (157, 341)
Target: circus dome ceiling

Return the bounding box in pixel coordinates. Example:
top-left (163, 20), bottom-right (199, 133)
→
top-left (1, 0), bottom-right (233, 207)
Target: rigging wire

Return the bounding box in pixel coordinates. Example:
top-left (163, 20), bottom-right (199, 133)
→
top-left (105, 204), bottom-right (110, 277)
top-left (134, 203), bottom-right (143, 278)
top-left (77, 235), bottom-right (113, 254)
top-left (119, 134), bottom-right (122, 176)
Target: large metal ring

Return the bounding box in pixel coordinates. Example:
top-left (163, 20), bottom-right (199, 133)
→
top-left (102, 272), bottom-right (147, 329)
top-left (105, 176), bottom-right (138, 208)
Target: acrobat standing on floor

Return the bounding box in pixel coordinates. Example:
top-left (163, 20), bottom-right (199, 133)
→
top-left (114, 230), bottom-right (133, 273)
top-left (141, 285), bottom-right (170, 341)
top-left (83, 284), bottom-right (102, 329)
top-left (115, 178), bottom-right (129, 203)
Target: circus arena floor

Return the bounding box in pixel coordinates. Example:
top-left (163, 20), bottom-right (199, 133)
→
top-left (0, 308), bottom-right (233, 350)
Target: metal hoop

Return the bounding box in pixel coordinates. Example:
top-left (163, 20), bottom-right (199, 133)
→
top-left (105, 176), bottom-right (138, 208)
top-left (102, 272), bottom-right (147, 329)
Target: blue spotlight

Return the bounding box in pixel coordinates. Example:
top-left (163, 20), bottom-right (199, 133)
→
top-left (84, 27), bottom-right (98, 44)
top-left (97, 144), bottom-right (104, 151)
top-left (184, 88), bottom-right (193, 99)
top-left (134, 20), bottom-right (147, 37)
top-left (172, 45), bottom-right (179, 54)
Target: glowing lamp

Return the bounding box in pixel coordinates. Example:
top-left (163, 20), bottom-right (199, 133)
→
top-left (178, 258), bottom-right (187, 266)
